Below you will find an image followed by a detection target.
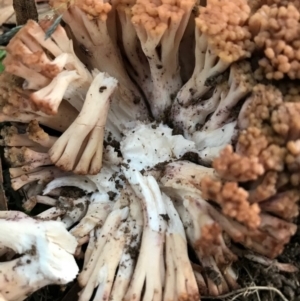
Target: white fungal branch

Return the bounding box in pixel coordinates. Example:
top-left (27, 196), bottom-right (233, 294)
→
top-left (80, 221), bottom-right (128, 301)
top-left (163, 194), bottom-right (199, 301)
top-left (160, 162), bottom-right (239, 296)
top-left (49, 72), bottom-right (118, 175)
top-left (175, 33), bottom-right (229, 107)
top-left (120, 122), bottom-right (196, 171)
top-left (10, 166), bottom-right (67, 190)
top-left (5, 20), bottom-right (93, 114)
top-left (124, 172), bottom-right (167, 301)
top-left (110, 185), bottom-right (143, 301)
top-left (4, 147), bottom-right (52, 172)
top-left (57, 4), bottom-right (150, 130)
top-left (130, 0), bottom-right (196, 120)
top-left (0, 211), bottom-right (79, 301)
top-left (70, 193), bottom-right (113, 241)
top-left (77, 202), bottom-right (129, 301)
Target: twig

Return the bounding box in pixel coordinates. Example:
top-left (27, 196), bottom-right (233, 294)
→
top-left (244, 254), bottom-right (298, 273)
top-left (0, 158), bottom-right (7, 211)
top-left (0, 25), bottom-right (22, 45)
top-left (201, 286), bottom-right (289, 301)
top-left (243, 266), bottom-right (261, 301)
top-left (233, 246), bottom-right (298, 273)
top-left (13, 0), bottom-right (38, 25)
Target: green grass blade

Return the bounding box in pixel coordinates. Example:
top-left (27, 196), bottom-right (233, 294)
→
top-left (0, 49), bottom-right (6, 73)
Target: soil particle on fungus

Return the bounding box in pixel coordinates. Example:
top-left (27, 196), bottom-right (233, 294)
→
top-left (204, 267), bottom-right (222, 286)
top-left (172, 125), bottom-right (184, 136)
top-left (125, 245), bottom-right (139, 260)
top-left (107, 191), bottom-right (117, 201)
top-left (104, 135), bottom-right (121, 153)
top-left (60, 187), bottom-right (86, 198)
top-left (159, 214), bottom-right (170, 222)
top-left (153, 162), bottom-right (168, 172)
top-left (205, 70), bottom-right (230, 87)
top-left (181, 152), bottom-right (201, 164)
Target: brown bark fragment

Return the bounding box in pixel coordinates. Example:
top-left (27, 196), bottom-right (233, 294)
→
top-left (13, 0), bottom-right (38, 25)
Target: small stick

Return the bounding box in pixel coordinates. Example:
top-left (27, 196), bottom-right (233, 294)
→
top-left (202, 286), bottom-right (289, 301)
top-left (13, 0), bottom-right (38, 25)
top-left (0, 159), bottom-right (7, 211)
top-left (0, 26), bottom-right (22, 46)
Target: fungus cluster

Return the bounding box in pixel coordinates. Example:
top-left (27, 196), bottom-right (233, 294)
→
top-left (0, 0), bottom-right (299, 300)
